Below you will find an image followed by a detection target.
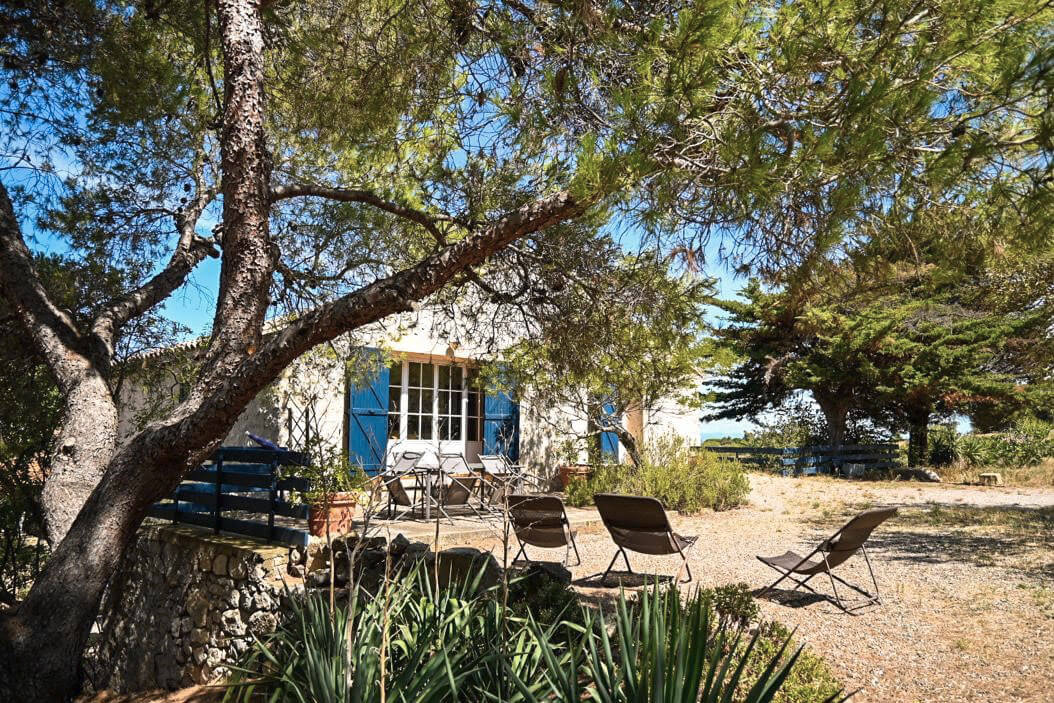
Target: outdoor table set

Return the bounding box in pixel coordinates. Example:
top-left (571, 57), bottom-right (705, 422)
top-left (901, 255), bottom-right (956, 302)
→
top-left (379, 449), bottom-right (544, 523)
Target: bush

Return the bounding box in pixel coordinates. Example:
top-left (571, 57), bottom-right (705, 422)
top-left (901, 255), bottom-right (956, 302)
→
top-left (954, 420), bottom-right (1054, 469)
top-left (927, 424), bottom-right (959, 467)
top-left (565, 435), bottom-right (750, 513)
top-left (226, 565), bottom-right (841, 703)
top-left (505, 566), bottom-right (584, 628)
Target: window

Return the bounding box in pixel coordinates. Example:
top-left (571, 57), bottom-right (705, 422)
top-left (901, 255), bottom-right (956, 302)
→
top-left (437, 365), bottom-right (463, 440)
top-left (385, 361), bottom-right (479, 444)
top-left (406, 361), bottom-right (434, 440)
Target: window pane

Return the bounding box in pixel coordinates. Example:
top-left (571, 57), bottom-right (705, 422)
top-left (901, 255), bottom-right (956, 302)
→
top-left (452, 366), bottom-right (463, 387)
top-left (407, 415), bottom-right (419, 440)
top-left (422, 363), bottom-right (434, 387)
top-left (388, 414), bottom-right (400, 440)
top-left (450, 416), bottom-right (462, 441)
top-left (422, 389), bottom-right (433, 413)
top-left (438, 365), bottom-right (450, 389)
top-left (408, 362), bottom-right (420, 387)
top-left (420, 416), bottom-right (433, 440)
top-left (438, 417), bottom-right (449, 440)
top-left (408, 388), bottom-right (420, 413)
top-left (388, 384), bottom-right (400, 412)
top-left (438, 392), bottom-right (449, 415)
top-left (388, 362), bottom-right (400, 382)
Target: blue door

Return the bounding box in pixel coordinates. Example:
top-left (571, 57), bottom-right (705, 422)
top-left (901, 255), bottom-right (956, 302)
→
top-left (347, 348), bottom-right (389, 475)
top-left (483, 375), bottom-right (520, 462)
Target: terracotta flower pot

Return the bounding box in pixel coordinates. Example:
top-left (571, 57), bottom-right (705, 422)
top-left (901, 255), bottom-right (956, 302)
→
top-left (558, 464), bottom-right (595, 490)
top-left (308, 491), bottom-right (357, 537)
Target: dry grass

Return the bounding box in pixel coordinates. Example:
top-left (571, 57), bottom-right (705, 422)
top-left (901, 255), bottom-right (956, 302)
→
top-left (938, 458), bottom-right (1054, 487)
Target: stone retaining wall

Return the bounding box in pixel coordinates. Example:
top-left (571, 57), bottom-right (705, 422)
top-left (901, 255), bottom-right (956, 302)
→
top-left (85, 524), bottom-right (294, 692)
top-left (83, 523), bottom-right (484, 693)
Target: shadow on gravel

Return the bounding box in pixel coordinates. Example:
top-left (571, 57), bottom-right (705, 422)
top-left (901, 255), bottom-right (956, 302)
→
top-left (573, 570), bottom-right (678, 589)
top-left (754, 587), bottom-right (828, 609)
top-left (866, 526), bottom-right (1054, 580)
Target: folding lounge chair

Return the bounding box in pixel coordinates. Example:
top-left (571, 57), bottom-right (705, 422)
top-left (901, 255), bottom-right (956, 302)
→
top-left (506, 494), bottom-right (581, 566)
top-left (756, 506), bottom-right (897, 614)
top-left (594, 493), bottom-right (698, 583)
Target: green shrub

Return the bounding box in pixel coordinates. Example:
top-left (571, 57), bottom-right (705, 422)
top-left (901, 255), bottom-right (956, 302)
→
top-left (708, 582), bottom-right (760, 630)
top-left (505, 567), bottom-right (584, 627)
top-left (565, 435), bottom-right (750, 513)
top-left (927, 424), bottom-right (959, 467)
top-left (954, 421), bottom-right (1054, 469)
top-left (752, 622), bottom-right (845, 703)
top-left (226, 565), bottom-right (840, 703)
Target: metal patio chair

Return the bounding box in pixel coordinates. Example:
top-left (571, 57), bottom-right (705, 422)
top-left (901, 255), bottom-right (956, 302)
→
top-left (380, 450), bottom-right (424, 521)
top-left (756, 506), bottom-right (898, 614)
top-left (431, 452), bottom-right (486, 522)
top-left (479, 454), bottom-right (546, 498)
top-left (594, 493), bottom-right (698, 583)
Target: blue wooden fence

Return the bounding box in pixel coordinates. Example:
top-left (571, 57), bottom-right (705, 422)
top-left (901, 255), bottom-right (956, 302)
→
top-left (146, 446), bottom-right (313, 547)
top-left (702, 444), bottom-right (898, 476)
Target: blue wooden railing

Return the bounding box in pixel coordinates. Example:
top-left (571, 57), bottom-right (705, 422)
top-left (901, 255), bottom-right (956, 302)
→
top-left (701, 444), bottom-right (898, 476)
top-left (146, 446), bottom-right (312, 546)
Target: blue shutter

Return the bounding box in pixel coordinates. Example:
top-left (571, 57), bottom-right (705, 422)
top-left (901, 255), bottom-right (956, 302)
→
top-left (600, 401), bottom-right (619, 461)
top-left (347, 348), bottom-right (389, 475)
top-left (483, 366), bottom-right (520, 461)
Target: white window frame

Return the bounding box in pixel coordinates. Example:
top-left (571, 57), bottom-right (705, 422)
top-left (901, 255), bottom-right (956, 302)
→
top-left (386, 360), bottom-right (481, 454)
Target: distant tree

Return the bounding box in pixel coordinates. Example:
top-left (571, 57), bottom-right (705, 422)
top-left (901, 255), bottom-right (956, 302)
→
top-left (704, 276), bottom-right (891, 449)
top-left (707, 241), bottom-right (1047, 463)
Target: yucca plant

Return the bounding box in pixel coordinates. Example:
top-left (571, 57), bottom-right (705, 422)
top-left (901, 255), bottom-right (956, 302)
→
top-left (226, 564), bottom-right (842, 703)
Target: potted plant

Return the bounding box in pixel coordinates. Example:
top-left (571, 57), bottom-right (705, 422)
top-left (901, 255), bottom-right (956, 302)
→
top-left (556, 438), bottom-right (595, 489)
top-left (299, 451), bottom-right (369, 537)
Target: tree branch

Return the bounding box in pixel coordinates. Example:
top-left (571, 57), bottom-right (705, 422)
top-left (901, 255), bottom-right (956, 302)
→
top-left (0, 181), bottom-right (92, 392)
top-left (91, 185), bottom-right (218, 354)
top-left (269, 182), bottom-right (453, 243)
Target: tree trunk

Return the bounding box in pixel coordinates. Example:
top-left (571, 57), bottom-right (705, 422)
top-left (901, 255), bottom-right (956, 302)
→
top-left (611, 424), bottom-right (644, 468)
top-left (40, 373), bottom-right (118, 545)
top-left (814, 391), bottom-right (850, 448)
top-left (907, 405), bottom-right (931, 468)
top-left (0, 433), bottom-right (204, 702)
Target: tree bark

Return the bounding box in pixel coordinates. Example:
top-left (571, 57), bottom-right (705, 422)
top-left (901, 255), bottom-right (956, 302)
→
top-left (611, 424), bottom-right (644, 468)
top-left (40, 374), bottom-right (119, 545)
top-left (814, 390), bottom-right (850, 448)
top-left (907, 404), bottom-right (931, 468)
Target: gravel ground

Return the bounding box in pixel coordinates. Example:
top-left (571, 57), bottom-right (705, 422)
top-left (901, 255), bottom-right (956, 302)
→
top-left (458, 475), bottom-right (1054, 703)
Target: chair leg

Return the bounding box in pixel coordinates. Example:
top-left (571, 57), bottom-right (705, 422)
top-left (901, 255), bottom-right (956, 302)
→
top-left (861, 545), bottom-right (882, 604)
top-left (601, 548), bottom-right (632, 583)
top-left (757, 560), bottom-right (818, 598)
top-left (823, 553), bottom-right (848, 612)
top-left (512, 542), bottom-right (529, 565)
top-left (675, 541), bottom-right (696, 583)
top-left (567, 530), bottom-right (582, 567)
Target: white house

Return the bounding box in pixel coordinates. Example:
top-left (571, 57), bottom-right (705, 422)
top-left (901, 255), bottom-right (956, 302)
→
top-left (118, 307), bottom-right (702, 475)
